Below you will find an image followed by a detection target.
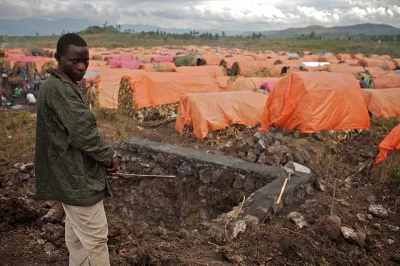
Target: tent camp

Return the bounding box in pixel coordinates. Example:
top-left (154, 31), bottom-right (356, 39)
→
top-left (175, 91), bottom-right (268, 141)
top-left (261, 72), bottom-right (370, 133)
top-left (362, 88), bottom-right (400, 117)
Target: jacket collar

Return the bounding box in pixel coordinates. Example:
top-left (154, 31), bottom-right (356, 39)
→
top-left (47, 68), bottom-right (77, 86)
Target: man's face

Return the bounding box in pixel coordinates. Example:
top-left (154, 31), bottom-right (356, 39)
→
top-left (55, 45), bottom-right (89, 82)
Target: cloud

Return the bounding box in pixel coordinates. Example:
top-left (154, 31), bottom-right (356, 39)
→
top-left (0, 0), bottom-right (399, 31)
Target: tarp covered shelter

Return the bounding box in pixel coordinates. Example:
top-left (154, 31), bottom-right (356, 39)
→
top-left (122, 72), bottom-right (220, 108)
top-left (328, 64), bottom-right (366, 74)
top-left (150, 56), bottom-right (174, 63)
top-left (261, 72), bottom-right (370, 133)
top-left (202, 53), bottom-right (223, 65)
top-left (98, 66), bottom-right (136, 109)
top-left (175, 65), bottom-right (225, 77)
top-left (174, 53), bottom-right (204, 67)
top-left (362, 88), bottom-right (400, 117)
top-left (176, 91), bottom-right (268, 141)
top-left (139, 63), bottom-right (176, 72)
top-left (231, 61), bottom-right (270, 76)
top-left (375, 124), bottom-right (400, 165)
top-left (369, 70), bottom-right (400, 89)
top-left (227, 77), bottom-right (278, 91)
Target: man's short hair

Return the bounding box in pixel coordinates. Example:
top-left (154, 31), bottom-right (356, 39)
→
top-left (56, 33), bottom-right (87, 56)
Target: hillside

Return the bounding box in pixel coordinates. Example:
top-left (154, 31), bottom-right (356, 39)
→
top-left (250, 23), bottom-right (400, 37)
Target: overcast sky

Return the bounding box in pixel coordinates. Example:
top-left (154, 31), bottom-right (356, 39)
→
top-left (1, 0), bottom-right (399, 31)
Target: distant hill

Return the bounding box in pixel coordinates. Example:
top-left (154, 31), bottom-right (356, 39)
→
top-left (0, 18), bottom-right (399, 38)
top-left (242, 23), bottom-right (400, 37)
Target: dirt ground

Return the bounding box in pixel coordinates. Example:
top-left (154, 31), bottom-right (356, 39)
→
top-left (0, 107), bottom-right (400, 266)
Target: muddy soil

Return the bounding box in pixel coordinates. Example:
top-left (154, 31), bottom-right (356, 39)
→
top-left (0, 111), bottom-right (399, 265)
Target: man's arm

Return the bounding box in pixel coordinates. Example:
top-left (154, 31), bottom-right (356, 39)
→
top-left (51, 83), bottom-right (115, 167)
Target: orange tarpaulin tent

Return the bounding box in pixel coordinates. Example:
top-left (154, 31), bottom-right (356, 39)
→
top-left (98, 66), bottom-right (138, 109)
top-left (123, 72), bottom-right (220, 108)
top-left (362, 88), bottom-right (400, 117)
top-left (369, 70), bottom-right (400, 89)
top-left (227, 77), bottom-right (278, 91)
top-left (216, 76), bottom-right (231, 90)
top-left (202, 53), bottom-right (223, 65)
top-left (375, 124), bottom-right (400, 165)
top-left (233, 61), bottom-right (270, 75)
top-left (175, 65), bottom-right (225, 77)
top-left (139, 62), bottom-right (176, 72)
top-left (260, 72), bottom-right (370, 133)
top-left (359, 58), bottom-right (396, 70)
top-left (328, 64), bottom-right (365, 74)
top-left (176, 91), bottom-right (268, 141)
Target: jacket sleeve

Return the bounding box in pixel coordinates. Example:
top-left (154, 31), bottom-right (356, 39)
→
top-left (51, 83), bottom-right (114, 167)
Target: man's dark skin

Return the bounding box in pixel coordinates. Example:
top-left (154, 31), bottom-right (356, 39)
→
top-left (55, 45), bottom-right (119, 174)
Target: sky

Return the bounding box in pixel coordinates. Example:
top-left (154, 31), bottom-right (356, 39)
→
top-left (1, 0), bottom-right (399, 31)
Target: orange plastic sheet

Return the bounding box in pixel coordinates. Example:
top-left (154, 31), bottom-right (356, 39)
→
top-left (124, 72), bottom-right (220, 108)
top-left (98, 66), bottom-right (138, 109)
top-left (139, 63), bottom-right (176, 72)
top-left (175, 65), bottom-right (225, 77)
top-left (369, 70), bottom-right (400, 89)
top-left (362, 88), bottom-right (400, 117)
top-left (227, 77), bottom-right (278, 91)
top-left (360, 58), bottom-right (396, 70)
top-left (216, 76), bottom-right (231, 90)
top-left (260, 72), bottom-right (370, 133)
top-left (269, 64), bottom-right (298, 77)
top-left (375, 124), bottom-right (400, 165)
top-left (337, 54), bottom-right (352, 61)
top-left (202, 53), bottom-right (223, 65)
top-left (235, 61), bottom-right (270, 75)
top-left (328, 64), bottom-right (365, 74)
top-left (176, 91), bottom-right (268, 141)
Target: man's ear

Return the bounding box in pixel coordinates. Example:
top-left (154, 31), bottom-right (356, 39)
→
top-left (54, 52), bottom-right (61, 64)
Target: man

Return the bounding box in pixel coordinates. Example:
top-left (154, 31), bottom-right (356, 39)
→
top-left (21, 68), bottom-right (28, 81)
top-left (35, 33), bottom-right (119, 266)
top-left (33, 69), bottom-right (40, 92)
top-left (87, 80), bottom-right (97, 110)
top-left (360, 77), bottom-right (369, 89)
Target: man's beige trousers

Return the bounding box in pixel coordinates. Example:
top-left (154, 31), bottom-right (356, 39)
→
top-left (62, 200), bottom-right (110, 266)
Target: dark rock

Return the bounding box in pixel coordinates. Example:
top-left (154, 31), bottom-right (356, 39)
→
top-left (272, 155), bottom-right (281, 165)
top-left (293, 151), bottom-right (304, 164)
top-left (275, 133), bottom-right (284, 144)
top-left (299, 149), bottom-right (311, 163)
top-left (237, 151), bottom-right (246, 158)
top-left (261, 134), bottom-right (274, 146)
top-left (257, 153), bottom-right (268, 164)
top-left (361, 150), bottom-right (375, 158)
top-left (314, 132), bottom-right (325, 141)
top-left (366, 195), bottom-right (377, 205)
top-left (315, 215), bottom-right (342, 240)
top-left (246, 151), bottom-right (258, 163)
top-left (177, 162), bottom-right (193, 177)
top-left (232, 174), bottom-right (245, 189)
top-left (18, 173), bottom-right (30, 181)
top-left (199, 169), bottom-right (211, 184)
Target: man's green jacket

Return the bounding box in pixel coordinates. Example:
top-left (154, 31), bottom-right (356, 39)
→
top-left (35, 69), bottom-right (114, 206)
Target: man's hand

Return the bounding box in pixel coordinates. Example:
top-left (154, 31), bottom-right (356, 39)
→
top-left (106, 157), bottom-right (119, 176)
